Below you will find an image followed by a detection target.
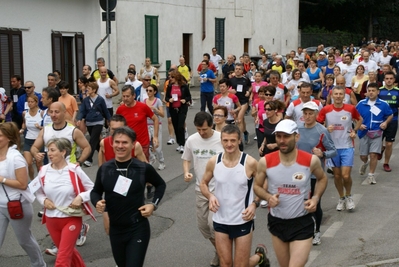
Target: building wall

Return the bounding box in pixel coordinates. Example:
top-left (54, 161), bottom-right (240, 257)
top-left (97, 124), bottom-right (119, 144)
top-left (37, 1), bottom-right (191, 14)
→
top-left (0, 0), bottom-right (101, 91)
top-left (101, 0), bottom-right (299, 81)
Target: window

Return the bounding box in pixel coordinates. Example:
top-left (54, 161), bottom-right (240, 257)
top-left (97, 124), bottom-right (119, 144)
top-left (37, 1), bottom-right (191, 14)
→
top-left (215, 18), bottom-right (225, 59)
top-left (145, 15), bottom-right (159, 64)
top-left (52, 32), bottom-right (85, 94)
top-left (0, 29), bottom-right (23, 94)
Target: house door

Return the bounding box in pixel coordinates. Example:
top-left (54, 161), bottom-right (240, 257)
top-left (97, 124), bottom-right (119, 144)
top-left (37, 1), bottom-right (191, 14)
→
top-left (182, 33), bottom-right (192, 67)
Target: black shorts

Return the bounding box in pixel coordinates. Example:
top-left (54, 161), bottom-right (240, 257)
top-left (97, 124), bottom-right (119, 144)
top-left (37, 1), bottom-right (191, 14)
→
top-left (213, 220), bottom-right (254, 239)
top-left (383, 120), bottom-right (398, 142)
top-left (23, 138), bottom-right (35, 152)
top-left (268, 213), bottom-right (314, 242)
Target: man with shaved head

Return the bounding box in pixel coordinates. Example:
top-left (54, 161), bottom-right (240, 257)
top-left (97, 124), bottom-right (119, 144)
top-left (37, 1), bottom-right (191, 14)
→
top-left (98, 66), bottom-right (120, 121)
top-left (177, 57), bottom-right (192, 85)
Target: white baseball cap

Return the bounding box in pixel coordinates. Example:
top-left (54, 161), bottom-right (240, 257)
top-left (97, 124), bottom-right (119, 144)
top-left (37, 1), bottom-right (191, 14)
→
top-left (301, 101), bottom-right (319, 111)
top-left (273, 119), bottom-right (298, 134)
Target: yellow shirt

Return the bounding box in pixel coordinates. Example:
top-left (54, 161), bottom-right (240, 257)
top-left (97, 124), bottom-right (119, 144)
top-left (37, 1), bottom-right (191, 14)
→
top-left (351, 75), bottom-right (369, 94)
top-left (178, 65), bottom-right (191, 82)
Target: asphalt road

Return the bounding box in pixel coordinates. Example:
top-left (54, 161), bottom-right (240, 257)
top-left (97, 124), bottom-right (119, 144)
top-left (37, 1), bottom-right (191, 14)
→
top-left (2, 90), bottom-right (399, 267)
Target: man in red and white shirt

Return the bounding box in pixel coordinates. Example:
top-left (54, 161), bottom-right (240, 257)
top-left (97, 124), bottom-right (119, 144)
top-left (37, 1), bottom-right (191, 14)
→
top-left (317, 86), bottom-right (362, 211)
top-left (285, 82), bottom-right (323, 125)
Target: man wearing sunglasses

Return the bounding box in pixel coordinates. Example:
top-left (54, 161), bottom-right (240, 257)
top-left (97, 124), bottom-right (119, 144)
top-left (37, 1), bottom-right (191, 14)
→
top-left (17, 81), bottom-right (45, 117)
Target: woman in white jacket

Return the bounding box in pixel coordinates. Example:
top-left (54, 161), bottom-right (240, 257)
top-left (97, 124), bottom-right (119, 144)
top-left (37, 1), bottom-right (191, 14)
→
top-left (0, 122), bottom-right (45, 267)
top-left (36, 137), bottom-right (94, 267)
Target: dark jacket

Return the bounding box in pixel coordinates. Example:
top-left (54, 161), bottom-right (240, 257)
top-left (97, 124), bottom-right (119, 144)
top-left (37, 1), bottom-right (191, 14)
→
top-left (77, 95), bottom-right (111, 122)
top-left (165, 83), bottom-right (192, 111)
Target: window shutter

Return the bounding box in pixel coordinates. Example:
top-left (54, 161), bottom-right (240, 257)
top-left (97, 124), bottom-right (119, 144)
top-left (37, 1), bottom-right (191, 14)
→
top-left (0, 30), bottom-right (23, 95)
top-left (215, 18), bottom-right (225, 59)
top-left (75, 33), bottom-right (85, 93)
top-left (51, 32), bottom-right (63, 73)
top-left (145, 15), bottom-right (159, 64)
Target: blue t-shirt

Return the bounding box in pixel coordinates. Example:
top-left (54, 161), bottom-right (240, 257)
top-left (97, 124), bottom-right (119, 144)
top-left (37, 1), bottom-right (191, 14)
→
top-left (306, 68), bottom-right (321, 82)
top-left (200, 69), bottom-right (215, 93)
top-left (317, 58), bottom-right (328, 68)
top-left (379, 87), bottom-right (399, 121)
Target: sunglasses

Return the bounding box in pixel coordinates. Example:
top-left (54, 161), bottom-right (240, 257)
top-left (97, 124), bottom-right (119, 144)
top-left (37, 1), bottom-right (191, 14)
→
top-left (146, 90), bottom-right (154, 92)
top-left (265, 108), bottom-right (274, 111)
top-left (265, 93), bottom-right (274, 96)
top-left (143, 79), bottom-right (151, 81)
top-left (25, 86), bottom-right (33, 89)
top-left (213, 114), bottom-right (225, 118)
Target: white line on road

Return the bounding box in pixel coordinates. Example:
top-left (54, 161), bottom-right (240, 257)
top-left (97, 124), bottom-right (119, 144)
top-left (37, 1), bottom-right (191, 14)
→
top-left (322, 221), bottom-right (343, 237)
top-left (305, 250), bottom-right (321, 267)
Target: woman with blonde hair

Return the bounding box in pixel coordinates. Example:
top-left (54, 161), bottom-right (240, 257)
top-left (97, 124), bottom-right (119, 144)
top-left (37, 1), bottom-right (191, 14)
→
top-left (36, 137), bottom-right (95, 267)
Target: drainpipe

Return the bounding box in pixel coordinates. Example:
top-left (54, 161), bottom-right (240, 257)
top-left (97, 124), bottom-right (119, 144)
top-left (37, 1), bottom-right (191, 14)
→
top-left (202, 0), bottom-right (206, 40)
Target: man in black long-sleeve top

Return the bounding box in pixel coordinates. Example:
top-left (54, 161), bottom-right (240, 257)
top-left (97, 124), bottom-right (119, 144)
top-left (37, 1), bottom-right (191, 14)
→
top-left (91, 126), bottom-right (166, 267)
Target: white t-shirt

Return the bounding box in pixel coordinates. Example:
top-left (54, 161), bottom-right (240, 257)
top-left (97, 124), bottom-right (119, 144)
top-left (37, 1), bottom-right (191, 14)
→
top-left (281, 72), bottom-right (292, 86)
top-left (341, 63), bottom-right (358, 87)
top-left (378, 55), bottom-right (392, 66)
top-left (181, 131), bottom-right (223, 192)
top-left (301, 71), bottom-right (310, 83)
top-left (35, 165), bottom-right (94, 218)
top-left (360, 60), bottom-right (378, 74)
top-left (0, 154), bottom-right (27, 207)
top-left (125, 79), bottom-right (142, 89)
top-left (210, 54), bottom-right (223, 71)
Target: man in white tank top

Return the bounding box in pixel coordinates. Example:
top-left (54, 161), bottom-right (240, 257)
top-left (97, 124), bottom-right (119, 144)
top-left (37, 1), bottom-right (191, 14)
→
top-left (254, 119), bottom-right (327, 267)
top-left (31, 102), bottom-right (91, 166)
top-left (139, 57), bottom-right (160, 87)
top-left (200, 125), bottom-right (270, 267)
top-left (98, 66), bottom-right (120, 118)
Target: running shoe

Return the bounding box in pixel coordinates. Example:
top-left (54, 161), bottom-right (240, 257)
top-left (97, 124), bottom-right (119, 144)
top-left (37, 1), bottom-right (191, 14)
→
top-left (76, 223), bottom-right (90, 246)
top-left (255, 244), bottom-right (270, 267)
top-left (158, 162), bottom-right (165, 170)
top-left (346, 195), bottom-right (355, 210)
top-left (167, 138), bottom-right (175, 145)
top-left (45, 244), bottom-right (58, 256)
top-left (383, 163), bottom-right (392, 172)
top-left (313, 231), bottom-right (321, 245)
top-left (210, 251), bottom-right (219, 267)
top-left (327, 167), bottom-right (333, 174)
top-left (176, 145), bottom-right (181, 151)
top-left (368, 174), bottom-right (376, 185)
top-left (179, 145), bottom-right (184, 154)
top-left (260, 200), bottom-right (268, 208)
top-left (83, 161), bottom-right (92, 167)
top-left (336, 197), bottom-right (346, 211)
top-left (359, 160), bottom-right (369, 175)
top-left (254, 136), bottom-right (257, 140)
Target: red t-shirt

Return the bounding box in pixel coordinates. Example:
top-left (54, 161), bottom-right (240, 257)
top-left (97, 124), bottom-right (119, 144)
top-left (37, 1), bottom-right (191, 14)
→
top-left (197, 62), bottom-right (217, 73)
top-left (116, 102), bottom-right (154, 146)
top-left (171, 85), bottom-right (182, 108)
top-left (104, 136), bottom-right (136, 161)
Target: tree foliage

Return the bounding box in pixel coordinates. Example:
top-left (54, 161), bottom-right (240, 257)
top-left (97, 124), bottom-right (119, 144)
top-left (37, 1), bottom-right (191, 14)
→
top-left (299, 0), bottom-right (399, 41)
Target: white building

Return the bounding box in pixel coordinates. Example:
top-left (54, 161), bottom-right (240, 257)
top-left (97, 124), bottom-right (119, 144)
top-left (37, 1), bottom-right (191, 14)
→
top-left (105, 0), bottom-right (300, 81)
top-left (0, 0), bottom-right (101, 94)
top-left (0, 0), bottom-right (299, 92)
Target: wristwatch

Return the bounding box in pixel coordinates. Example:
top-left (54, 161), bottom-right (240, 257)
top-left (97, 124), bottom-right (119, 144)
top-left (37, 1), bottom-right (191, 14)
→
top-left (253, 200), bottom-right (260, 208)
